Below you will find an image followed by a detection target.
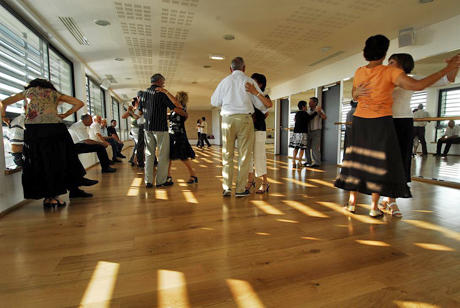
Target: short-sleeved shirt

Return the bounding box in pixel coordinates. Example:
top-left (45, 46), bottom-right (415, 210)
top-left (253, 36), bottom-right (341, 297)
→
top-left (353, 65), bottom-right (404, 118)
top-left (69, 121), bottom-right (89, 143)
top-left (107, 125), bottom-right (117, 137)
top-left (445, 125), bottom-right (460, 137)
top-left (139, 86), bottom-right (176, 131)
top-left (23, 87), bottom-right (62, 124)
top-left (293, 110), bottom-right (317, 133)
top-left (89, 122), bottom-right (102, 141)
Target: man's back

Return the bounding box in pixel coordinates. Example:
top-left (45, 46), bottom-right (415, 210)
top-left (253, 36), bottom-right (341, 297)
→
top-left (69, 121), bottom-right (88, 143)
top-left (211, 70), bottom-right (266, 116)
top-left (140, 86), bottom-right (175, 131)
top-left (414, 109), bottom-right (429, 127)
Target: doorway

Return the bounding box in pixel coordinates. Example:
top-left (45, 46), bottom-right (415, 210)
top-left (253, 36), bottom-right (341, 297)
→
top-left (321, 84), bottom-right (341, 163)
top-left (279, 98), bottom-right (289, 156)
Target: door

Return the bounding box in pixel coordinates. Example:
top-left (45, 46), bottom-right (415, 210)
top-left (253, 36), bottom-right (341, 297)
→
top-left (322, 84), bottom-right (341, 163)
top-left (279, 98), bottom-right (289, 156)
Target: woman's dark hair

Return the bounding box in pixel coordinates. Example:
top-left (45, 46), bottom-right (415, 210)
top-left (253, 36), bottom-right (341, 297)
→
top-left (363, 34), bottom-right (390, 61)
top-left (350, 100), bottom-right (358, 108)
top-left (131, 97), bottom-right (138, 106)
top-left (197, 119), bottom-right (201, 123)
top-left (298, 100), bottom-right (307, 110)
top-left (389, 53), bottom-right (414, 74)
top-left (251, 73), bottom-right (267, 92)
top-left (24, 78), bottom-right (57, 91)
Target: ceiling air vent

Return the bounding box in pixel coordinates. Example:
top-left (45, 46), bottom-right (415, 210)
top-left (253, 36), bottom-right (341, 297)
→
top-left (105, 74), bottom-right (118, 84)
top-left (309, 51), bottom-right (344, 67)
top-left (58, 17), bottom-right (89, 45)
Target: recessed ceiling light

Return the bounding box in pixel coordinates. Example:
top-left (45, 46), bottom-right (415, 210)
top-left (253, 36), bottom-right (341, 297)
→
top-left (192, 81), bottom-right (198, 84)
top-left (209, 55), bottom-right (225, 61)
top-left (321, 47), bottom-right (331, 53)
top-left (114, 58), bottom-right (124, 61)
top-left (419, 0), bottom-right (433, 3)
top-left (125, 77), bottom-right (132, 80)
top-left (203, 65), bottom-right (211, 68)
top-left (94, 19), bottom-right (111, 26)
top-left (223, 34), bottom-right (235, 41)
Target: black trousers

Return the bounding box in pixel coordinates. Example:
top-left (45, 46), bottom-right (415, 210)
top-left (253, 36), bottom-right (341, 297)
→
top-left (196, 132), bottom-right (202, 147)
top-left (201, 133), bottom-right (211, 147)
top-left (413, 126), bottom-right (427, 154)
top-left (105, 138), bottom-right (123, 159)
top-left (437, 136), bottom-right (460, 155)
top-left (393, 118), bottom-right (414, 183)
top-left (74, 142), bottom-right (111, 169)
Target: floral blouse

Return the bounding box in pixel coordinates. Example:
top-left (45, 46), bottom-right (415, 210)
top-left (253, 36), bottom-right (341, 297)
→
top-left (23, 87), bottom-right (62, 124)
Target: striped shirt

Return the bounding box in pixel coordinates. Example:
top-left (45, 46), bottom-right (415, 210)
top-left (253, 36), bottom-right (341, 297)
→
top-left (139, 86), bottom-right (176, 131)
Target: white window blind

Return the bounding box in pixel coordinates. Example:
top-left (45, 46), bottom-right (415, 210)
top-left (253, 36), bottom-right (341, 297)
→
top-left (438, 87), bottom-right (460, 133)
top-left (112, 98), bottom-right (121, 134)
top-left (50, 48), bottom-right (74, 122)
top-left (87, 78), bottom-right (104, 117)
top-left (410, 91), bottom-right (427, 112)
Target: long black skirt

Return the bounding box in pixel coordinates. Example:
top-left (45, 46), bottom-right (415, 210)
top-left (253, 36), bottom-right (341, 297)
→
top-left (170, 132), bottom-right (195, 160)
top-left (393, 118), bottom-right (413, 183)
top-left (334, 116), bottom-right (411, 198)
top-left (23, 123), bottom-right (86, 199)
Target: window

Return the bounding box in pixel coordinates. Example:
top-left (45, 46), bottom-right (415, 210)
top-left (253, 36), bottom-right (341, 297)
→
top-left (437, 87), bottom-right (460, 136)
top-left (111, 97), bottom-right (120, 132)
top-left (50, 47), bottom-right (74, 122)
top-left (1, 3), bottom-right (73, 170)
top-left (410, 91), bottom-right (427, 112)
top-left (86, 77), bottom-right (104, 117)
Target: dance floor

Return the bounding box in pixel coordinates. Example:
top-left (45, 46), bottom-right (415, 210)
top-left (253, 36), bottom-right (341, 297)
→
top-left (1, 146), bottom-right (459, 307)
top-left (412, 154), bottom-right (460, 183)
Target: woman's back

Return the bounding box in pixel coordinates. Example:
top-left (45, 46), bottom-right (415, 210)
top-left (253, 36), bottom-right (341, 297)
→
top-left (353, 65), bottom-right (403, 118)
top-left (24, 87), bottom-right (61, 124)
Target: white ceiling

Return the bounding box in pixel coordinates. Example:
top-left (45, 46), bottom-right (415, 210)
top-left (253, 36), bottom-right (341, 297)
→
top-left (13, 0), bottom-right (460, 109)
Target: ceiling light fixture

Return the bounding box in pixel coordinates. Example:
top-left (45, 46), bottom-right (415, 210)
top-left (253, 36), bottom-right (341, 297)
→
top-left (192, 81), bottom-right (198, 84)
top-left (114, 58), bottom-right (124, 61)
top-left (203, 65), bottom-right (211, 68)
top-left (419, 0), bottom-right (433, 3)
top-left (125, 77), bottom-right (132, 80)
top-left (209, 55), bottom-right (225, 61)
top-left (94, 19), bottom-right (111, 26)
top-left (223, 34), bottom-right (235, 41)
top-left (321, 46), bottom-right (331, 53)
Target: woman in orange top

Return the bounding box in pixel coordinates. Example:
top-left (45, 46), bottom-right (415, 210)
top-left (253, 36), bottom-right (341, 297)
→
top-left (334, 34), bottom-right (459, 217)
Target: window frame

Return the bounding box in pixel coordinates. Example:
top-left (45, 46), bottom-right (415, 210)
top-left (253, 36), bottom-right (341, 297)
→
top-left (436, 86), bottom-right (460, 139)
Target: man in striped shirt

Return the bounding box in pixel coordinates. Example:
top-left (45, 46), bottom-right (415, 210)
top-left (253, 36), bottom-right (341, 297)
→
top-left (139, 73), bottom-right (185, 188)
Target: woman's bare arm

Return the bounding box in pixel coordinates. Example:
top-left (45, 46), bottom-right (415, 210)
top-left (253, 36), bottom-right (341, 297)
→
top-left (57, 95), bottom-right (84, 119)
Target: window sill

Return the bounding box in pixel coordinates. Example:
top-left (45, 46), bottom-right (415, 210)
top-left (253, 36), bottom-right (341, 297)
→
top-left (4, 167), bottom-right (22, 175)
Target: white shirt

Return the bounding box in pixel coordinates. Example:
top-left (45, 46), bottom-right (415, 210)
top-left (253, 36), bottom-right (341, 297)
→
top-left (89, 122), bottom-right (103, 141)
top-left (445, 125), bottom-right (460, 137)
top-left (201, 121), bottom-right (208, 134)
top-left (307, 107), bottom-right (324, 131)
top-left (211, 70), bottom-right (268, 116)
top-left (392, 75), bottom-right (449, 118)
top-left (69, 121), bottom-right (90, 143)
top-left (413, 109), bottom-right (430, 127)
top-left (197, 124), bottom-right (202, 133)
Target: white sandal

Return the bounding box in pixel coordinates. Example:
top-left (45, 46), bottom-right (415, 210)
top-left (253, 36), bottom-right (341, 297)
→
top-left (388, 203), bottom-right (403, 218)
top-left (378, 200), bottom-right (389, 212)
top-left (345, 202), bottom-right (356, 213)
top-left (369, 209), bottom-right (383, 217)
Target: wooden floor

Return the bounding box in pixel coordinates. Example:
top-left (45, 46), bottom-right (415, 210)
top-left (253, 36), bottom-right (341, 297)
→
top-left (1, 146), bottom-right (459, 308)
top-left (412, 154), bottom-right (460, 183)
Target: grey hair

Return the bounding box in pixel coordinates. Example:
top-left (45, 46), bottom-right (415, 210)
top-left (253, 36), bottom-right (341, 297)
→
top-left (418, 103), bottom-right (424, 109)
top-left (231, 57), bottom-right (245, 71)
top-left (151, 73), bottom-right (165, 84)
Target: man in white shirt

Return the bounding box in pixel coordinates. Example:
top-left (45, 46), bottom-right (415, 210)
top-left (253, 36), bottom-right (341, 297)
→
top-left (211, 57), bottom-right (270, 197)
top-left (413, 104), bottom-right (430, 155)
top-left (200, 116), bottom-right (211, 147)
top-left (304, 97), bottom-right (327, 167)
top-left (435, 120), bottom-right (460, 156)
top-left (90, 115), bottom-right (121, 162)
top-left (69, 114), bottom-right (116, 173)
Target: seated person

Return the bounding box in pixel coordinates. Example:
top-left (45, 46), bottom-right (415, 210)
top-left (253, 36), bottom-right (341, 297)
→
top-left (107, 119), bottom-right (126, 159)
top-left (69, 114), bottom-right (116, 173)
top-left (435, 120), bottom-right (460, 157)
top-left (90, 115), bottom-right (121, 163)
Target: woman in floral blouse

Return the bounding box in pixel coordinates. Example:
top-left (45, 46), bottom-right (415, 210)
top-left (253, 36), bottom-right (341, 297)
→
top-left (1, 78), bottom-right (86, 207)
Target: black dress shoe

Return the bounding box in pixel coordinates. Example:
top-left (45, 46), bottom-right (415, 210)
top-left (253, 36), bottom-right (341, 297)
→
top-left (112, 158), bottom-right (122, 163)
top-left (146, 183), bottom-right (153, 188)
top-left (156, 181), bottom-right (174, 188)
top-left (69, 189), bottom-right (93, 198)
top-left (108, 161), bottom-right (115, 165)
top-left (118, 154), bottom-right (126, 158)
top-left (309, 164), bottom-right (320, 168)
top-left (102, 167), bottom-right (116, 173)
top-left (80, 177), bottom-right (98, 186)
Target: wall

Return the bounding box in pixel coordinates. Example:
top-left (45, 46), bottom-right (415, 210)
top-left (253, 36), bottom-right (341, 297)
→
top-left (184, 110), bottom-right (214, 144)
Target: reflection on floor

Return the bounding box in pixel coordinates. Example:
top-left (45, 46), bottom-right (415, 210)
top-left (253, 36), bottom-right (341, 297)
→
top-left (1, 147), bottom-right (459, 307)
top-left (412, 154), bottom-right (460, 183)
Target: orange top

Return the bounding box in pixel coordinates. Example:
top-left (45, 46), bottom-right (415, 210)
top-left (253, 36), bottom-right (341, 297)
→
top-left (353, 65), bottom-right (404, 118)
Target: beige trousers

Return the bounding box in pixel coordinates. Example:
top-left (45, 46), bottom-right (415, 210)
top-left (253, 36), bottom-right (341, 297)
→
top-left (221, 114), bottom-right (254, 193)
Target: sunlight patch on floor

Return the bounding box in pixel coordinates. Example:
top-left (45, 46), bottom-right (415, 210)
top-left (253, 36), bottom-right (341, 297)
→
top-left (80, 261), bottom-right (120, 307)
top-left (226, 279), bottom-right (265, 308)
top-left (158, 270), bottom-right (191, 308)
